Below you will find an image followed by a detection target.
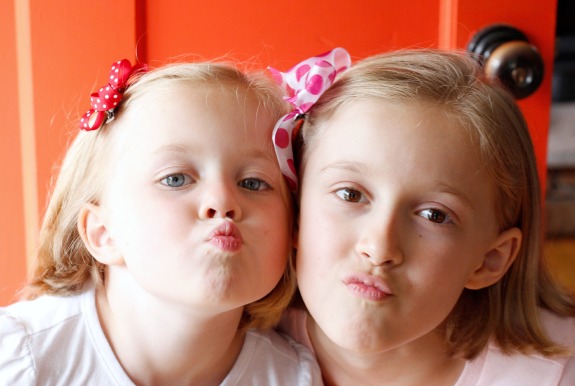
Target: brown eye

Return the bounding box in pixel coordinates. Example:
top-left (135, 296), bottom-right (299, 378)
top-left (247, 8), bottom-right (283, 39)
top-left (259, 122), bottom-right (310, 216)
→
top-left (336, 188), bottom-right (364, 203)
top-left (419, 209), bottom-right (450, 224)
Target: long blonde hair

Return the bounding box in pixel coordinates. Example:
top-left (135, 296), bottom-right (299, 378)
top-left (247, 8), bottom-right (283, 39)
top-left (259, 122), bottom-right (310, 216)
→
top-left (300, 49), bottom-right (575, 358)
top-left (27, 62), bottom-right (295, 330)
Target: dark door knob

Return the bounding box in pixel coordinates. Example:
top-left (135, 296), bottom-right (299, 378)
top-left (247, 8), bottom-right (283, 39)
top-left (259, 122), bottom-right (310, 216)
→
top-left (467, 24), bottom-right (544, 99)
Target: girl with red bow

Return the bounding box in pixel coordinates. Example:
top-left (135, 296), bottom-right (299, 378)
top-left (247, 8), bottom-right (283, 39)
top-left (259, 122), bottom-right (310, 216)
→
top-left (0, 59), bottom-right (321, 385)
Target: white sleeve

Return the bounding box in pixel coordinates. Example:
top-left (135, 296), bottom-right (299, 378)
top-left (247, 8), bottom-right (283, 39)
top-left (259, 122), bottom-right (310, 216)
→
top-left (0, 311), bottom-right (36, 384)
top-left (224, 329), bottom-right (322, 385)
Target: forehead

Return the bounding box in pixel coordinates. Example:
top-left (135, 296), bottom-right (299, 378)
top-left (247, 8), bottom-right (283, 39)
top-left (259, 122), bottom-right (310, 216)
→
top-left (311, 98), bottom-right (478, 156)
top-left (99, 83), bottom-right (278, 175)
top-left (119, 81), bottom-right (272, 138)
top-left (305, 98), bottom-right (495, 202)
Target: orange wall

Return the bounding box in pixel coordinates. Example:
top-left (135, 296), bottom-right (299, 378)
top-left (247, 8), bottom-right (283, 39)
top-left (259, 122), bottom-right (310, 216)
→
top-left (1, 0), bottom-right (138, 305)
top-left (143, 1), bottom-right (441, 67)
top-left (0, 0), bottom-right (557, 305)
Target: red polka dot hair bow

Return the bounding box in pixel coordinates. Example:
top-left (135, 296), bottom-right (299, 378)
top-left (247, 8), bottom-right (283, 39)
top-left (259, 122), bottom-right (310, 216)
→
top-left (79, 59), bottom-right (148, 131)
top-left (268, 47), bottom-right (351, 191)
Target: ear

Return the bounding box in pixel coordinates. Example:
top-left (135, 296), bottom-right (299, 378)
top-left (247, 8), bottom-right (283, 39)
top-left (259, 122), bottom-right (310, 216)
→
top-left (465, 227), bottom-right (522, 290)
top-left (77, 203), bottom-right (123, 266)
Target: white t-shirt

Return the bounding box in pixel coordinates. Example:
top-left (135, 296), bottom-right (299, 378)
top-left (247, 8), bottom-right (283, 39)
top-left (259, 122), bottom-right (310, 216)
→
top-left (280, 308), bottom-right (575, 385)
top-left (0, 285), bottom-right (321, 385)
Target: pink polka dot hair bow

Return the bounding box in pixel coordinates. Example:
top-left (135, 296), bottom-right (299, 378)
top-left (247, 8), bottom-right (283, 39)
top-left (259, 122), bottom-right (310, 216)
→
top-left (80, 59), bottom-right (148, 131)
top-left (268, 47), bottom-right (351, 191)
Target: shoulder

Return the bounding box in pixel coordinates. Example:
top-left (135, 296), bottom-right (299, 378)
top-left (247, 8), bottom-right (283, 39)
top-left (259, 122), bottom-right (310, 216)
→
top-left (1, 290), bottom-right (85, 330)
top-left (0, 286), bottom-right (128, 385)
top-left (540, 309), bottom-right (575, 385)
top-left (223, 328), bottom-right (322, 386)
top-left (0, 292), bottom-right (85, 384)
top-left (458, 310), bottom-right (575, 386)
top-left (540, 308), bottom-right (575, 347)
top-left (1, 289), bottom-right (86, 348)
top-left (0, 303), bottom-right (36, 384)
top-left (461, 347), bottom-right (572, 385)
top-left (246, 328), bottom-right (315, 364)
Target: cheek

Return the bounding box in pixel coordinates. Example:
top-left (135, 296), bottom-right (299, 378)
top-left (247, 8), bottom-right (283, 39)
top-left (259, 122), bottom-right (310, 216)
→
top-left (299, 210), bottom-right (346, 256)
top-left (405, 244), bottom-right (473, 301)
top-left (272, 200), bottom-right (292, 236)
top-left (262, 214), bottom-right (288, 238)
top-left (296, 221), bottom-right (339, 294)
top-left (261, 203), bottom-right (292, 259)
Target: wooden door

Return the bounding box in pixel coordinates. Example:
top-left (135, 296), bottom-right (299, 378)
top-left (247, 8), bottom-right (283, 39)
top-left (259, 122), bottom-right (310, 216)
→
top-left (0, 0), bottom-right (557, 305)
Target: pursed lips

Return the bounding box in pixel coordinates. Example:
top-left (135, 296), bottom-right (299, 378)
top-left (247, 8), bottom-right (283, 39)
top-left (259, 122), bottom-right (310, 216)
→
top-left (207, 221), bottom-right (243, 252)
top-left (342, 273), bottom-right (393, 301)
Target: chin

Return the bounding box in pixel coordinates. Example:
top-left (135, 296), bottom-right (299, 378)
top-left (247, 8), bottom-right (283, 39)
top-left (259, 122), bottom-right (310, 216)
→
top-left (206, 270), bottom-right (241, 299)
top-left (323, 316), bottom-right (389, 353)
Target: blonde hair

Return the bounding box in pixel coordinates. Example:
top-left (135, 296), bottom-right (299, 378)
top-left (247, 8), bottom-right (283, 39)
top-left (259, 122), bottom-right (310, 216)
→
top-left (27, 62), bottom-right (295, 330)
top-left (300, 49), bottom-right (575, 358)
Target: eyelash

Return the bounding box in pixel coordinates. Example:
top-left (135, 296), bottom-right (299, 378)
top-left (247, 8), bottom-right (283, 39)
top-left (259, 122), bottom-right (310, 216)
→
top-left (334, 186), bottom-right (455, 225)
top-left (160, 174), bottom-right (270, 192)
top-left (160, 173), bottom-right (192, 188)
top-left (239, 178), bottom-right (270, 192)
top-left (417, 208), bottom-right (454, 225)
top-left (331, 183), bottom-right (462, 237)
top-left (335, 187), bottom-right (367, 203)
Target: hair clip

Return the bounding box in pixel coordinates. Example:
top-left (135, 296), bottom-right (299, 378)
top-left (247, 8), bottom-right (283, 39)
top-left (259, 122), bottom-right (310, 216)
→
top-left (79, 59), bottom-right (148, 131)
top-left (268, 48), bottom-right (351, 191)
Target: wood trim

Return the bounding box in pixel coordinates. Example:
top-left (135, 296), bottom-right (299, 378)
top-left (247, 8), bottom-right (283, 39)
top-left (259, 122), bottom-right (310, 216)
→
top-left (14, 0), bottom-right (38, 275)
top-left (438, 0), bottom-right (458, 49)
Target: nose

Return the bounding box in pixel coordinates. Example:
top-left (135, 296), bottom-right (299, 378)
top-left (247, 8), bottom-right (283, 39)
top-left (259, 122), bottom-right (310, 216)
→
top-left (355, 214), bottom-right (403, 266)
top-left (199, 180), bottom-right (242, 220)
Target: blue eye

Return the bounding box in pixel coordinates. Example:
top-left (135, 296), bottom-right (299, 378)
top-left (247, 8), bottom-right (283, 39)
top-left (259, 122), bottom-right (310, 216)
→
top-left (161, 173), bottom-right (190, 188)
top-left (335, 188), bottom-right (365, 203)
top-left (418, 208), bottom-right (451, 224)
top-left (239, 178), bottom-right (269, 191)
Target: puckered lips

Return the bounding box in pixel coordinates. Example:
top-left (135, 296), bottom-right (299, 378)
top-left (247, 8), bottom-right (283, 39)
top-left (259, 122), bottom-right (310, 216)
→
top-left (207, 221), bottom-right (243, 252)
top-left (342, 273), bottom-right (393, 301)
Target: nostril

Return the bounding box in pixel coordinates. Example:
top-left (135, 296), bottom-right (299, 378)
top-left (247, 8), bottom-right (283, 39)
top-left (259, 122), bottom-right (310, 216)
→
top-left (204, 208), bottom-right (237, 219)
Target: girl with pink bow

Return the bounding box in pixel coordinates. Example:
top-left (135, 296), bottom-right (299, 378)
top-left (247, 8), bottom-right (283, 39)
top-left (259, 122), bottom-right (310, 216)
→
top-left (274, 49), bottom-right (575, 385)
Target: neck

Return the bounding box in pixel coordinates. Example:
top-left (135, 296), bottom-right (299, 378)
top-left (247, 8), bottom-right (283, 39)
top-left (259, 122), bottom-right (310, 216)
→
top-left (307, 317), bottom-right (465, 386)
top-left (96, 280), bottom-right (245, 385)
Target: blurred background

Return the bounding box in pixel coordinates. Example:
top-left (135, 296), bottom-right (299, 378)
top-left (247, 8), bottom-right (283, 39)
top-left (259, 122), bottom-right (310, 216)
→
top-left (546, 0), bottom-right (575, 296)
top-left (1, 0), bottom-right (573, 305)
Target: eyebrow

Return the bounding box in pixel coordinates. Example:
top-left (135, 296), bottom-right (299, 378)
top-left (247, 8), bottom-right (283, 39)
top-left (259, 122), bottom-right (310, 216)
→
top-left (153, 144), bottom-right (193, 155)
top-left (247, 147), bottom-right (277, 163)
top-left (428, 183), bottom-right (476, 212)
top-left (153, 143), bottom-right (276, 163)
top-left (320, 161), bottom-right (365, 174)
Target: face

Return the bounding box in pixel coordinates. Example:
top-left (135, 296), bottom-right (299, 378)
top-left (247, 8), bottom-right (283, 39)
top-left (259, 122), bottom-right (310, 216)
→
top-left (297, 100), bottom-right (503, 354)
top-left (94, 82), bottom-right (290, 313)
